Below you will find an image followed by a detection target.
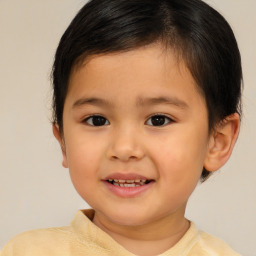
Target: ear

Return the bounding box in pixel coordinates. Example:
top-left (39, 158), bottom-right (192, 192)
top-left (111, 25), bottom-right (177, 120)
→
top-left (204, 113), bottom-right (240, 172)
top-left (52, 124), bottom-right (68, 168)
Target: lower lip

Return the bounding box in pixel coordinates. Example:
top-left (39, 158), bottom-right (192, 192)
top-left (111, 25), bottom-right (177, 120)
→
top-left (103, 181), bottom-right (154, 198)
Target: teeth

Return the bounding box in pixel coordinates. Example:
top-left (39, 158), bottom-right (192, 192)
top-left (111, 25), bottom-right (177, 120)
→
top-left (126, 183), bottom-right (136, 187)
top-left (112, 181), bottom-right (147, 187)
top-left (108, 179), bottom-right (148, 183)
top-left (108, 178), bottom-right (150, 187)
top-left (113, 183), bottom-right (137, 187)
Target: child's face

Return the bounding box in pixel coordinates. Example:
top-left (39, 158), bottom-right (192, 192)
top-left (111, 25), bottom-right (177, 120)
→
top-left (59, 44), bottom-right (211, 226)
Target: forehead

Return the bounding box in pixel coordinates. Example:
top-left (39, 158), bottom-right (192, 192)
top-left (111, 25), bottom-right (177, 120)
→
top-left (66, 44), bottom-right (205, 109)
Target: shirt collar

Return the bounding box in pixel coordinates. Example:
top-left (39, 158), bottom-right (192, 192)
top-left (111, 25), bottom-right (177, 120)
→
top-left (71, 209), bottom-right (199, 256)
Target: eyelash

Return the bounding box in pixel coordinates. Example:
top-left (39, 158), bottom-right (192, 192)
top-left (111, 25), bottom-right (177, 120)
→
top-left (82, 114), bottom-right (175, 127)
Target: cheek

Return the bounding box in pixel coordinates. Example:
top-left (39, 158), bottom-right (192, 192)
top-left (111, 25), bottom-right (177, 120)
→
top-left (154, 133), bottom-right (206, 169)
top-left (64, 136), bottom-right (104, 190)
top-left (152, 130), bottom-right (208, 192)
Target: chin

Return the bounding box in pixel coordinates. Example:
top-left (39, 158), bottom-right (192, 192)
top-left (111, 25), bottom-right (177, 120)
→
top-left (105, 208), bottom-right (154, 227)
top-left (112, 216), bottom-right (148, 227)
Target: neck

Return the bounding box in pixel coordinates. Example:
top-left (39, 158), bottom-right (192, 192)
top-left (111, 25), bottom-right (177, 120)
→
top-left (93, 209), bottom-right (190, 256)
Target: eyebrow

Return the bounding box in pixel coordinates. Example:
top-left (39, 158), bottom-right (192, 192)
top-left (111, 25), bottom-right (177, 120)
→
top-left (72, 96), bottom-right (188, 109)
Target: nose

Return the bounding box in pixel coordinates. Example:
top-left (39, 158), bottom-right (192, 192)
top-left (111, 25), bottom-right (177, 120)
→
top-left (106, 126), bottom-right (145, 162)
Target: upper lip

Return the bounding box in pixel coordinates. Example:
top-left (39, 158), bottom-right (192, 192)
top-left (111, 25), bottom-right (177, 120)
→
top-left (103, 173), bottom-right (153, 181)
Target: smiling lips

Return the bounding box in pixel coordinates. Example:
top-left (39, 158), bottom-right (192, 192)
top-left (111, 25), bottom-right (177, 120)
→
top-left (107, 178), bottom-right (151, 187)
top-left (103, 173), bottom-right (154, 197)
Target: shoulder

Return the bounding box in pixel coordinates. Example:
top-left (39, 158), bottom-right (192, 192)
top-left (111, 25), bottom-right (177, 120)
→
top-left (0, 226), bottom-right (75, 256)
top-left (192, 229), bottom-right (241, 256)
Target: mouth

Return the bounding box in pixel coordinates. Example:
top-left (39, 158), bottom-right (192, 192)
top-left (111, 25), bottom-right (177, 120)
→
top-left (106, 178), bottom-right (153, 187)
top-left (103, 174), bottom-right (155, 198)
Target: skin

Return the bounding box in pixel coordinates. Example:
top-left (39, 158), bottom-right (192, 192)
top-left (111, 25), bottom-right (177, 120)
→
top-left (53, 44), bottom-right (240, 255)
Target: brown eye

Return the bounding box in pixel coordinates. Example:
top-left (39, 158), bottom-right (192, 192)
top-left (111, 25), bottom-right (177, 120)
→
top-left (84, 115), bottom-right (110, 126)
top-left (146, 115), bottom-right (173, 126)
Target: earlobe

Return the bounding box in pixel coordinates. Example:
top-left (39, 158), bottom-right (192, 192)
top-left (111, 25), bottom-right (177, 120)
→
top-left (204, 113), bottom-right (240, 172)
top-left (52, 124), bottom-right (68, 168)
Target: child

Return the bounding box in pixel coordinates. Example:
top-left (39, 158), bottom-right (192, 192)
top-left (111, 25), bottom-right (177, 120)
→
top-left (1, 0), bottom-right (242, 255)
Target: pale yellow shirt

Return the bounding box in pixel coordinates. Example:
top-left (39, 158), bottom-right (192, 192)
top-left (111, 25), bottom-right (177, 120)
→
top-left (0, 209), bottom-right (241, 256)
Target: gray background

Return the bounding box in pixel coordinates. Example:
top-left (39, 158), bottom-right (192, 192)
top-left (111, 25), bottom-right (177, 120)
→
top-left (0, 0), bottom-right (255, 255)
